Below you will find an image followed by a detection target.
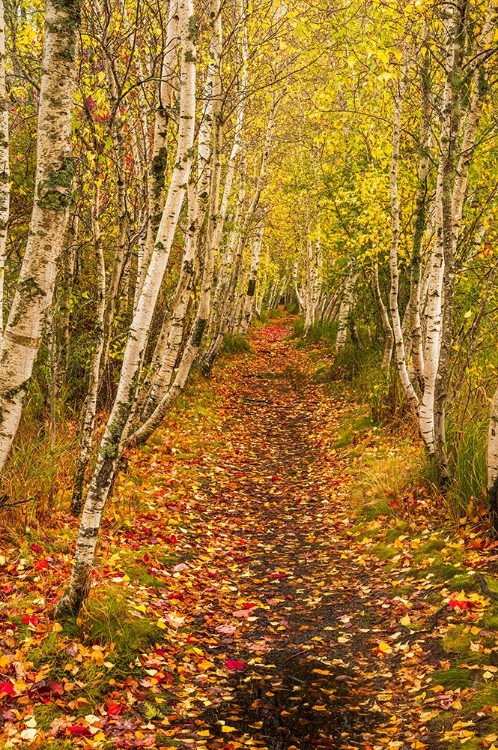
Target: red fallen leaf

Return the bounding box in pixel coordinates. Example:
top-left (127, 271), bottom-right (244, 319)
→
top-left (0, 682), bottom-right (14, 694)
top-left (67, 725), bottom-right (92, 737)
top-left (34, 559), bottom-right (49, 571)
top-left (242, 603), bottom-right (257, 609)
top-left (448, 599), bottom-right (473, 609)
top-left (226, 659), bottom-right (245, 671)
top-left (30, 544), bottom-right (42, 553)
top-left (168, 535), bottom-right (178, 544)
top-left (107, 702), bottom-right (122, 715)
top-left (48, 681), bottom-right (64, 696)
top-left (22, 615), bottom-right (39, 626)
top-left (268, 573), bottom-right (287, 579)
top-left (271, 475), bottom-right (280, 481)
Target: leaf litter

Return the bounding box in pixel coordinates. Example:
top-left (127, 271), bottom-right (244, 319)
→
top-left (2, 321), bottom-right (498, 748)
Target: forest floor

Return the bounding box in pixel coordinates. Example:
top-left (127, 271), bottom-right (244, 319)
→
top-left (2, 319), bottom-right (498, 750)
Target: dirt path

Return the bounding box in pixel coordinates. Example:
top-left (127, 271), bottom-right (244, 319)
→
top-left (160, 323), bottom-right (438, 750)
top-left (1, 321), bottom-right (453, 749)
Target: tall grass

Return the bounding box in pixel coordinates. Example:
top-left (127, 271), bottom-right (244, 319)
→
top-left (446, 413), bottom-right (487, 516)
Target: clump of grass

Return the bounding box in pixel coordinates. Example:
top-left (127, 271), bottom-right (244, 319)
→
top-left (467, 685), bottom-right (498, 711)
top-left (431, 666), bottom-right (472, 689)
top-left (0, 418), bottom-right (76, 539)
top-left (370, 542), bottom-right (397, 561)
top-left (292, 319), bottom-right (337, 345)
top-left (80, 585), bottom-right (164, 662)
top-left (351, 449), bottom-right (421, 515)
top-left (221, 333), bottom-right (253, 354)
top-left (446, 415), bottom-right (487, 517)
top-left (480, 604), bottom-right (498, 630)
top-left (442, 625), bottom-right (476, 659)
top-left (123, 562), bottom-right (165, 588)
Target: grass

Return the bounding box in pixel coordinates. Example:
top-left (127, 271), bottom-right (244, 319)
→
top-left (221, 332), bottom-right (253, 354)
top-left (431, 666), bottom-right (472, 689)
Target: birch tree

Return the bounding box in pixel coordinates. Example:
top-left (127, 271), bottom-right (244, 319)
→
top-left (55, 0), bottom-right (197, 617)
top-left (0, 0), bottom-right (8, 337)
top-left (0, 0), bottom-right (81, 473)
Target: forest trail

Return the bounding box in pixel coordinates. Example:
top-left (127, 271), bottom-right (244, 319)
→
top-left (2, 321), bottom-right (472, 749)
top-left (146, 321), bottom-right (440, 750)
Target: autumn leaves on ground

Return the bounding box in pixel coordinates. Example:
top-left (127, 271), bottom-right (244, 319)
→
top-left (2, 321), bottom-right (498, 750)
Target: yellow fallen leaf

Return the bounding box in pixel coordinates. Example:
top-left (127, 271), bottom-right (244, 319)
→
top-left (312, 705), bottom-right (327, 711)
top-left (133, 604), bottom-right (147, 614)
top-left (156, 619), bottom-right (167, 629)
top-left (377, 642), bottom-right (392, 653)
top-left (221, 725), bottom-right (237, 733)
top-left (400, 615), bottom-right (411, 627)
top-left (197, 730), bottom-right (211, 737)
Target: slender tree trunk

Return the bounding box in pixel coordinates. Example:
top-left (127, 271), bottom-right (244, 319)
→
top-left (387, 70), bottom-right (420, 413)
top-left (0, 0), bottom-right (9, 338)
top-left (419, 0), bottom-right (466, 456)
top-left (239, 222), bottom-right (264, 334)
top-left (434, 0), bottom-right (495, 480)
top-left (71, 186), bottom-right (106, 514)
top-left (0, 0), bottom-right (81, 473)
top-left (335, 265), bottom-right (356, 354)
top-left (409, 43), bottom-right (431, 386)
top-left (55, 0), bottom-right (196, 618)
top-left (488, 386), bottom-right (498, 533)
top-left (372, 260), bottom-right (394, 370)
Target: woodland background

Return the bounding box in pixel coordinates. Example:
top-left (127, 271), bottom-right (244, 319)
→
top-left (0, 0), bottom-right (498, 613)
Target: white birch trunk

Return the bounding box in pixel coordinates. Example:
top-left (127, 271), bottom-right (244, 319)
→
top-left (335, 265), bottom-right (356, 354)
top-left (0, 0), bottom-right (9, 337)
top-left (239, 222), bottom-right (264, 334)
top-left (0, 0), bottom-right (80, 473)
top-left (71, 186), bottom-right (106, 514)
top-left (388, 72), bottom-right (420, 412)
top-left (55, 0), bottom-right (196, 617)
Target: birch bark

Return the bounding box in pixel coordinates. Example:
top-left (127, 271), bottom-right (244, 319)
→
top-left (239, 223), bottom-right (264, 334)
top-left (0, 0), bottom-right (9, 337)
top-left (387, 71), bottom-right (420, 412)
top-left (0, 0), bottom-right (80, 473)
top-left (335, 265), bottom-right (357, 354)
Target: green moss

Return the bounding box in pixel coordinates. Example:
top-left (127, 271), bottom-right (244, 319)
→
top-left (442, 624), bottom-right (482, 664)
top-left (124, 562), bottom-right (165, 588)
top-left (467, 685), bottom-right (498, 711)
top-left (34, 703), bottom-right (65, 730)
top-left (480, 604), bottom-right (498, 630)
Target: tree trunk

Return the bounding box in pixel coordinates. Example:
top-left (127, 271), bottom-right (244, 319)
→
top-left (55, 0), bottom-right (196, 618)
top-left (335, 265), bottom-right (356, 354)
top-left (372, 260), bottom-right (393, 370)
top-left (0, 0), bottom-right (9, 338)
top-left (71, 185), bottom-right (106, 514)
top-left (0, 0), bottom-right (81, 473)
top-left (239, 222), bottom-right (264, 334)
